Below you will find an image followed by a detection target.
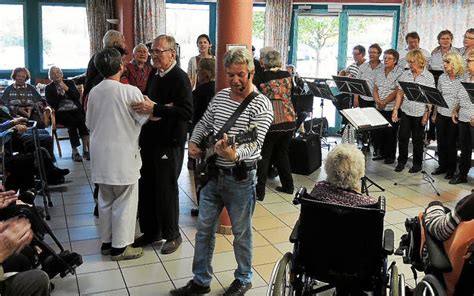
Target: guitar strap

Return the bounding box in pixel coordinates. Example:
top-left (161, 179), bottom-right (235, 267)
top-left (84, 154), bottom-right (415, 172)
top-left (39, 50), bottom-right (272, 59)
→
top-left (215, 91), bottom-right (258, 139)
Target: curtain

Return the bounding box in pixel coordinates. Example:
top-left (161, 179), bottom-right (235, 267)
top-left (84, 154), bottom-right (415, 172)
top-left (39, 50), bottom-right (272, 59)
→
top-left (86, 0), bottom-right (115, 55)
top-left (134, 0), bottom-right (166, 45)
top-left (264, 0), bottom-right (293, 65)
top-left (398, 0), bottom-right (473, 52)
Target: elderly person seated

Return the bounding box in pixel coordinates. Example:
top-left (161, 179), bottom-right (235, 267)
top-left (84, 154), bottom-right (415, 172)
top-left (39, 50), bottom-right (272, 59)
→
top-left (310, 144), bottom-right (376, 207)
top-left (125, 43), bottom-right (153, 94)
top-left (1, 68), bottom-right (48, 129)
top-left (45, 66), bottom-right (89, 162)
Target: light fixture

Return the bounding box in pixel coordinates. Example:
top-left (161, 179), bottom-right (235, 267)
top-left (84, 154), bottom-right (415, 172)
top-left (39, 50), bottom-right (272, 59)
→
top-left (106, 18), bottom-right (119, 25)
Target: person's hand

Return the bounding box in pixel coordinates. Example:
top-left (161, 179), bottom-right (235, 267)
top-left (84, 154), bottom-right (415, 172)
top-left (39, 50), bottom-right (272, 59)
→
top-left (214, 133), bottom-right (237, 161)
top-left (0, 190), bottom-right (18, 209)
top-left (18, 107), bottom-right (32, 118)
top-left (391, 109), bottom-right (399, 123)
top-left (452, 109), bottom-right (459, 124)
top-left (131, 95), bottom-right (156, 114)
top-left (13, 124), bottom-right (27, 134)
top-left (422, 112), bottom-right (429, 126)
top-left (471, 117), bottom-right (474, 127)
top-left (12, 117), bottom-right (28, 126)
top-left (0, 218), bottom-right (33, 262)
top-left (376, 100), bottom-right (385, 110)
top-left (353, 97), bottom-right (360, 108)
top-left (188, 141), bottom-right (202, 159)
top-left (455, 193), bottom-right (474, 221)
top-left (58, 81), bottom-right (69, 91)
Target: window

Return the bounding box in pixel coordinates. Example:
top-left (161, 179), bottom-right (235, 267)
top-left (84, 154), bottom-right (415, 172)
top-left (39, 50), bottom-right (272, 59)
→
top-left (346, 15), bottom-right (394, 65)
top-left (166, 3), bottom-right (210, 70)
top-left (0, 4), bottom-right (25, 70)
top-left (41, 5), bottom-right (90, 70)
top-left (252, 6), bottom-right (265, 59)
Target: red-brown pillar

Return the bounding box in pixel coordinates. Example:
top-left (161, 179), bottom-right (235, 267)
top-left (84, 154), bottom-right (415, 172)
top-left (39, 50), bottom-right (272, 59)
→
top-left (115, 0), bottom-right (134, 61)
top-left (215, 0), bottom-right (254, 235)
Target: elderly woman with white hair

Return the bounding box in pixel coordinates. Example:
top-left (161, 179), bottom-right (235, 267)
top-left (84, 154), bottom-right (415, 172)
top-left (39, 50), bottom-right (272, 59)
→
top-left (45, 66), bottom-right (89, 161)
top-left (125, 43), bottom-right (153, 94)
top-left (310, 144), bottom-right (376, 207)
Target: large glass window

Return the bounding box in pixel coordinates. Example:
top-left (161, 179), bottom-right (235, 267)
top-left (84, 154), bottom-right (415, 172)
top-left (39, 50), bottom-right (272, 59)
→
top-left (252, 6), bottom-right (265, 59)
top-left (166, 3), bottom-right (210, 70)
top-left (41, 5), bottom-right (90, 70)
top-left (0, 4), bottom-right (25, 70)
top-left (346, 15), bottom-right (394, 65)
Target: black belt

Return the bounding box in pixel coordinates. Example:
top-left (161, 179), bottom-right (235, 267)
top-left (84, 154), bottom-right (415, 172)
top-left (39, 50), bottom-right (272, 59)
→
top-left (209, 163), bottom-right (257, 176)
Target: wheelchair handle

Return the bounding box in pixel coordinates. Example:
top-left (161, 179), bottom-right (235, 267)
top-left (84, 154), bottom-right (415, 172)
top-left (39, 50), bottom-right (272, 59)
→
top-left (27, 120), bottom-right (37, 130)
top-left (293, 187), bottom-right (307, 205)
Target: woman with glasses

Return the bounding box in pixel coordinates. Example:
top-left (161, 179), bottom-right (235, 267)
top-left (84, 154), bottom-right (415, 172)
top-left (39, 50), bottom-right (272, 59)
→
top-left (451, 51), bottom-right (474, 184)
top-left (431, 52), bottom-right (464, 180)
top-left (460, 28), bottom-right (474, 61)
top-left (429, 30), bottom-right (460, 85)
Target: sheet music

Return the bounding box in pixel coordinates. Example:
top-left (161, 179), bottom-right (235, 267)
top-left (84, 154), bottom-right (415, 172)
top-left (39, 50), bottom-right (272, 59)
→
top-left (340, 107), bottom-right (390, 130)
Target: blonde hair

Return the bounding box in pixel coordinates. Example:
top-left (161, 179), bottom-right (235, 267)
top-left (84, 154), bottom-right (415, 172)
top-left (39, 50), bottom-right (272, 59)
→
top-left (324, 144), bottom-right (365, 192)
top-left (102, 30), bottom-right (125, 49)
top-left (406, 49), bottom-right (427, 68)
top-left (443, 51), bottom-right (465, 77)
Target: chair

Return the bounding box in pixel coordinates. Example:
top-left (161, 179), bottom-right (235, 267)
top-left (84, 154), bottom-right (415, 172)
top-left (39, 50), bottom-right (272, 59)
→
top-left (267, 187), bottom-right (402, 296)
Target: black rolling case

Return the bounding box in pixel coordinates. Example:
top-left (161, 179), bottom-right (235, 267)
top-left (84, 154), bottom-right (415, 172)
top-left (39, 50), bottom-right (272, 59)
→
top-left (289, 133), bottom-right (322, 175)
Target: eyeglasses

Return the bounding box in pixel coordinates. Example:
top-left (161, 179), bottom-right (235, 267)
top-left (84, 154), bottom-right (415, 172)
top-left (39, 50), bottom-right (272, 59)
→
top-left (463, 35), bottom-right (474, 40)
top-left (152, 48), bottom-right (172, 55)
top-left (468, 59), bottom-right (474, 63)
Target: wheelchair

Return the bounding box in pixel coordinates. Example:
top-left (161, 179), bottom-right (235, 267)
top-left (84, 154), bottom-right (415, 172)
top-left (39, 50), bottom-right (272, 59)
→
top-left (267, 187), bottom-right (405, 296)
top-left (396, 211), bottom-right (474, 296)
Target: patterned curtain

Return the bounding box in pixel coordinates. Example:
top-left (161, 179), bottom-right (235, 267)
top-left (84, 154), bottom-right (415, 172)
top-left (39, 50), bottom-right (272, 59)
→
top-left (134, 0), bottom-right (166, 45)
top-left (264, 0), bottom-right (293, 65)
top-left (86, 0), bottom-right (115, 55)
top-left (398, 0), bottom-right (473, 52)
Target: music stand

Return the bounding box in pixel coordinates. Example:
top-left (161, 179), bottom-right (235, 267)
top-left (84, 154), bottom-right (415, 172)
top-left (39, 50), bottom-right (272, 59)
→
top-left (395, 81), bottom-right (449, 196)
top-left (461, 82), bottom-right (474, 104)
top-left (332, 75), bottom-right (372, 97)
top-left (306, 80), bottom-right (338, 150)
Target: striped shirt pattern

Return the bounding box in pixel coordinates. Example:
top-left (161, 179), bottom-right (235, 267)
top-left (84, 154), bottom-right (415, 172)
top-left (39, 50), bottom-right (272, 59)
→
top-left (356, 61), bottom-right (384, 101)
top-left (190, 88), bottom-right (274, 168)
top-left (398, 48), bottom-right (431, 70)
top-left (458, 73), bottom-right (474, 123)
top-left (424, 203), bottom-right (461, 241)
top-left (429, 47), bottom-right (460, 71)
top-left (397, 68), bottom-right (435, 117)
top-left (437, 73), bottom-right (463, 117)
top-left (374, 65), bottom-right (404, 111)
top-left (345, 62), bottom-right (360, 78)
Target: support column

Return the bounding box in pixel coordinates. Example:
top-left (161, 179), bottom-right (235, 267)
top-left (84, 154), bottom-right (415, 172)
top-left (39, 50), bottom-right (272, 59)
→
top-left (115, 0), bottom-right (134, 61)
top-left (215, 0), bottom-right (254, 235)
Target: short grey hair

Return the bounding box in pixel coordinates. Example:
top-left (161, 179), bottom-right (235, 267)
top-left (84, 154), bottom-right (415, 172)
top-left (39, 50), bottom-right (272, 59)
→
top-left (259, 46), bottom-right (274, 59)
top-left (324, 144), bottom-right (365, 192)
top-left (133, 43), bottom-right (148, 54)
top-left (102, 30), bottom-right (125, 49)
top-left (154, 34), bottom-right (177, 52)
top-left (263, 49), bottom-right (282, 69)
top-left (224, 48), bottom-right (255, 72)
top-left (48, 66), bottom-right (62, 79)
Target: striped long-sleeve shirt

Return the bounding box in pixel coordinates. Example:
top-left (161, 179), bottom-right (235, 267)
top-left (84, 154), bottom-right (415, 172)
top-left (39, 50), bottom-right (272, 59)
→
top-left (424, 201), bottom-right (461, 241)
top-left (190, 88), bottom-right (273, 168)
top-left (437, 73), bottom-right (463, 117)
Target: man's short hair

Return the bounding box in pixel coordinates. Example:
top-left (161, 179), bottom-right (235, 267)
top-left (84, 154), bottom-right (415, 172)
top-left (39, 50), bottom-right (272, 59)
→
top-left (437, 30), bottom-right (454, 41)
top-left (353, 45), bottom-right (366, 56)
top-left (465, 28), bottom-right (474, 35)
top-left (369, 43), bottom-right (382, 55)
top-left (405, 32), bottom-right (420, 42)
top-left (224, 48), bottom-right (255, 72)
top-left (94, 48), bottom-right (122, 78)
top-left (263, 49), bottom-right (282, 69)
top-left (102, 30), bottom-right (124, 49)
top-left (154, 34), bottom-right (177, 52)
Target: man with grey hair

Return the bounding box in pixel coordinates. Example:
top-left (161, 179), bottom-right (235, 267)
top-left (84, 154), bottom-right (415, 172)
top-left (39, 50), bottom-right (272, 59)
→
top-left (131, 34), bottom-right (193, 254)
top-left (170, 47), bottom-right (273, 296)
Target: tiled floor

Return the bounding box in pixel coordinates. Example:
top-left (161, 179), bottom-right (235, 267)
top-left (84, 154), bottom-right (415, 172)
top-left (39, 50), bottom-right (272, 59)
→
top-left (42, 140), bottom-right (472, 295)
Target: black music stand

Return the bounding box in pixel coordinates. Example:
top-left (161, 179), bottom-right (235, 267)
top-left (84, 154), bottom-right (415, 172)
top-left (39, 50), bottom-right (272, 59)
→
top-left (332, 75), bottom-right (372, 97)
top-left (306, 80), bottom-right (338, 150)
top-left (461, 82), bottom-right (474, 103)
top-left (395, 81), bottom-right (450, 196)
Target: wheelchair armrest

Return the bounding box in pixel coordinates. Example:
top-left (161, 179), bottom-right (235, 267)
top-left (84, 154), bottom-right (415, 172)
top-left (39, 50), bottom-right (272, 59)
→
top-left (289, 219), bottom-right (300, 243)
top-left (425, 231), bottom-right (452, 272)
top-left (383, 229), bottom-right (394, 255)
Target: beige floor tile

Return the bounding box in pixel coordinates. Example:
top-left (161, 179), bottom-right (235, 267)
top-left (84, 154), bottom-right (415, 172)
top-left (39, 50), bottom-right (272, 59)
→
top-left (180, 226), bottom-right (197, 242)
top-left (50, 275), bottom-right (79, 296)
top-left (214, 267), bottom-right (266, 289)
top-left (384, 210), bottom-right (410, 224)
top-left (252, 245), bottom-right (282, 266)
top-left (212, 251), bottom-right (238, 273)
top-left (67, 213), bottom-right (98, 228)
top-left (162, 257), bottom-right (195, 279)
top-left (159, 240), bottom-right (195, 262)
top-left (252, 215), bottom-right (286, 231)
top-left (71, 238), bottom-right (101, 256)
top-left (246, 286), bottom-right (269, 295)
top-left (259, 226), bottom-right (292, 244)
top-left (252, 231), bottom-right (271, 247)
top-left (46, 215), bottom-right (67, 230)
top-left (69, 225), bottom-right (100, 241)
top-left (386, 197), bottom-right (418, 210)
top-left (76, 254), bottom-right (118, 274)
top-left (273, 241), bottom-right (294, 255)
top-left (253, 203), bottom-right (272, 218)
top-left (214, 235), bottom-right (234, 253)
top-left (77, 269), bottom-right (125, 295)
top-left (262, 202), bottom-right (298, 216)
top-left (65, 202), bottom-right (95, 215)
top-left (253, 263), bottom-right (276, 284)
top-left (118, 247), bottom-right (159, 268)
top-left (258, 192), bottom-right (286, 204)
top-left (62, 192), bottom-right (94, 205)
top-left (129, 281), bottom-right (175, 296)
top-left (88, 289), bottom-right (130, 296)
top-left (122, 262), bottom-right (170, 287)
top-left (277, 212), bottom-right (299, 227)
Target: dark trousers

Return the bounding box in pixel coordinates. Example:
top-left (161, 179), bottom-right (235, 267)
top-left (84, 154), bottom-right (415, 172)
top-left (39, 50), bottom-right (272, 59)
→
top-left (15, 129), bottom-right (55, 162)
top-left (138, 145), bottom-right (184, 240)
top-left (358, 100), bottom-right (379, 152)
top-left (436, 115), bottom-right (458, 174)
top-left (55, 109), bottom-right (89, 148)
top-left (458, 121), bottom-right (472, 177)
top-left (397, 112), bottom-right (424, 167)
top-left (378, 110), bottom-right (399, 160)
top-left (256, 130), bottom-right (294, 197)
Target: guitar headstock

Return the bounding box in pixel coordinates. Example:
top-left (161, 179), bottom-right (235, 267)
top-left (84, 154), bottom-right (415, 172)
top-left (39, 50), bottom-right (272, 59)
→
top-left (229, 125), bottom-right (257, 145)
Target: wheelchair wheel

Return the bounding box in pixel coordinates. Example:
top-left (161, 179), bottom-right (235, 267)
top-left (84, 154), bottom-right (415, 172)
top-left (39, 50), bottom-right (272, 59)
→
top-left (271, 252), bottom-right (293, 296)
top-left (389, 265), bottom-right (400, 296)
top-left (413, 275), bottom-right (447, 296)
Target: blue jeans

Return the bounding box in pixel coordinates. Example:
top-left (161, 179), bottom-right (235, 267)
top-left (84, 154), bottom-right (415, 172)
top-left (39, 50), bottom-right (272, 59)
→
top-left (192, 169), bottom-right (256, 287)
